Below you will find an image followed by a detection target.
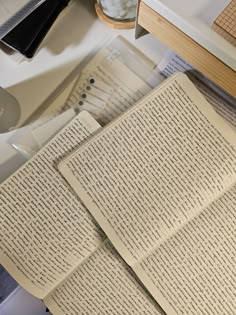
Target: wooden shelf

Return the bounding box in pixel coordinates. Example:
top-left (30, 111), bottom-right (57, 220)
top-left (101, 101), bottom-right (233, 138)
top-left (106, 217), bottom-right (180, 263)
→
top-left (137, 1), bottom-right (236, 97)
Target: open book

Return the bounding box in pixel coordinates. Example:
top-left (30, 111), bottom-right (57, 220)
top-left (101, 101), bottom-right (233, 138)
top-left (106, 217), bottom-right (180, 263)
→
top-left (0, 112), bottom-right (164, 314)
top-left (58, 73), bottom-right (236, 315)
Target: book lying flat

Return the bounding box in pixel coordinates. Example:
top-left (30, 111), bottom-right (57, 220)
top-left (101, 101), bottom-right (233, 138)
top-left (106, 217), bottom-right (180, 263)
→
top-left (59, 73), bottom-right (236, 315)
top-left (0, 111), bottom-right (165, 315)
top-left (45, 239), bottom-right (164, 315)
top-left (0, 112), bottom-right (105, 299)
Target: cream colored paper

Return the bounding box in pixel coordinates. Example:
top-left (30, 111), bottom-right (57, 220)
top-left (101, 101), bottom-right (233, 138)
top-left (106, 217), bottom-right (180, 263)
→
top-left (0, 112), bottom-right (104, 298)
top-left (59, 73), bottom-right (236, 315)
top-left (134, 184), bottom-right (236, 315)
top-left (45, 240), bottom-right (165, 315)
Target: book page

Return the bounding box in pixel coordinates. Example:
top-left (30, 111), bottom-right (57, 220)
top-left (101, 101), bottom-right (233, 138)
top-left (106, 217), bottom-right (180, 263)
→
top-left (134, 184), bottom-right (236, 315)
top-left (59, 73), bottom-right (236, 266)
top-left (44, 240), bottom-right (165, 315)
top-left (0, 112), bottom-right (105, 299)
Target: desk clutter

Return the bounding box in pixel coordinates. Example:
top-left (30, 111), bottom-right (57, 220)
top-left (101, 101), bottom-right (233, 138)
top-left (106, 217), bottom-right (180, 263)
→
top-left (1, 36), bottom-right (236, 315)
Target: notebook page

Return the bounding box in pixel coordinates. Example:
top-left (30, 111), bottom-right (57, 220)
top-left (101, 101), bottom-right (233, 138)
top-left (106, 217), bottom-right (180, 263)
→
top-left (59, 73), bottom-right (236, 266)
top-left (45, 240), bottom-right (165, 315)
top-left (0, 112), bottom-right (105, 299)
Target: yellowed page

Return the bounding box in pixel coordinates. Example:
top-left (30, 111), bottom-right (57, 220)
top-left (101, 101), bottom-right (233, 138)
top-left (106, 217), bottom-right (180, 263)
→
top-left (134, 184), bottom-right (236, 315)
top-left (0, 111), bottom-right (105, 299)
top-left (44, 240), bottom-right (165, 315)
top-left (59, 73), bottom-right (236, 266)
top-left (58, 73), bottom-right (236, 314)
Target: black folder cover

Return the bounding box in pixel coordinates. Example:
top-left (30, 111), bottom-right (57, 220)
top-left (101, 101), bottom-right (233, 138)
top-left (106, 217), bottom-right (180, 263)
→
top-left (1, 0), bottom-right (70, 58)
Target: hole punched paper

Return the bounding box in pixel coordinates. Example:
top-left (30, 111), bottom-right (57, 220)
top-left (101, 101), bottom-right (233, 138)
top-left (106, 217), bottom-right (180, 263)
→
top-left (60, 36), bottom-right (157, 125)
top-left (58, 73), bottom-right (236, 315)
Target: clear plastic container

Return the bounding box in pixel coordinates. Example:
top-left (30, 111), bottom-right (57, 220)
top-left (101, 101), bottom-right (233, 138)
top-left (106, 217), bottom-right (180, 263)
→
top-left (97, 0), bottom-right (137, 21)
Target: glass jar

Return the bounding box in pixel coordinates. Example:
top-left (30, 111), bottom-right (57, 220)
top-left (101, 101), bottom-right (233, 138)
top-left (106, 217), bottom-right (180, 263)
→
top-left (0, 87), bottom-right (20, 133)
top-left (97, 0), bottom-right (138, 22)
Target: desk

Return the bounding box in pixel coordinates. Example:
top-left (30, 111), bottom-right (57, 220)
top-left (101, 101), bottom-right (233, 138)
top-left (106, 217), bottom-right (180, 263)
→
top-left (0, 1), bottom-right (167, 314)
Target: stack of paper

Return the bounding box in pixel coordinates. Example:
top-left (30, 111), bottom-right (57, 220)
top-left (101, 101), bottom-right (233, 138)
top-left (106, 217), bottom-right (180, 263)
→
top-left (1, 72), bottom-right (236, 315)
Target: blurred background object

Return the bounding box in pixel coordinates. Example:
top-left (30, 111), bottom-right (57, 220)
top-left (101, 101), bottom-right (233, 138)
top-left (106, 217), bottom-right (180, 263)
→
top-left (95, 0), bottom-right (137, 29)
top-left (0, 86), bottom-right (21, 133)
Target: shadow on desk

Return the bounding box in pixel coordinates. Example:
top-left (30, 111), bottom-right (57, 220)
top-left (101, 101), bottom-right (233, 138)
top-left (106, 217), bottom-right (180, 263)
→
top-left (0, 284), bottom-right (52, 315)
top-left (7, 59), bottom-right (80, 127)
top-left (0, 267), bottom-right (18, 304)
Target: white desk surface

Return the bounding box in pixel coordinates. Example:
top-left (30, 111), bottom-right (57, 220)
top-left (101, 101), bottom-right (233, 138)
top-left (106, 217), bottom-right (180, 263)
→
top-left (0, 1), bottom-right (167, 314)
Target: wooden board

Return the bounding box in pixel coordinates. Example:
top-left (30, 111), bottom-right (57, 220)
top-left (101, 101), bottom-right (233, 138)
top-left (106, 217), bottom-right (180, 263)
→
top-left (138, 1), bottom-right (236, 97)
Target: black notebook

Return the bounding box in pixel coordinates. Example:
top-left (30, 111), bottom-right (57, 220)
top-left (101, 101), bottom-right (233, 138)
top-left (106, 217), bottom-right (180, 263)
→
top-left (1, 0), bottom-right (70, 58)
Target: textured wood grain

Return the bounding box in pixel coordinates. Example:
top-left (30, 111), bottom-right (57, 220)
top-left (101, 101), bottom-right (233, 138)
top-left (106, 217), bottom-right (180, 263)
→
top-left (138, 1), bottom-right (236, 97)
top-left (212, 0), bottom-right (236, 47)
